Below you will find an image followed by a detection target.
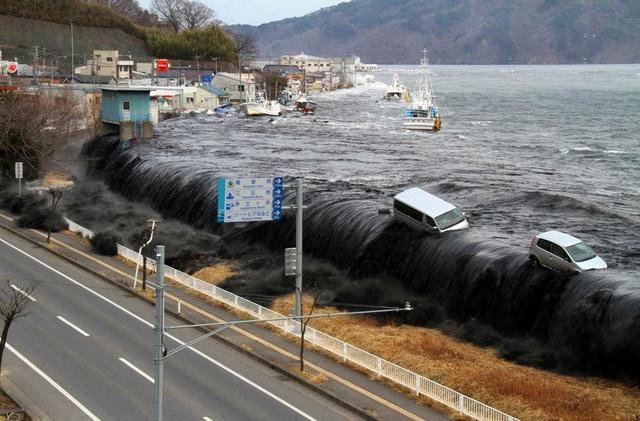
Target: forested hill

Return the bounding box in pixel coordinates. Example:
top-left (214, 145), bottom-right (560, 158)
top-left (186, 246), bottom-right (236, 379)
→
top-left (231, 0), bottom-right (640, 64)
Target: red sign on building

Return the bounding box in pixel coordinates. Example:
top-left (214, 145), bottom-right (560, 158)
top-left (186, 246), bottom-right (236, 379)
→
top-left (155, 59), bottom-right (169, 73)
top-left (7, 62), bottom-right (18, 74)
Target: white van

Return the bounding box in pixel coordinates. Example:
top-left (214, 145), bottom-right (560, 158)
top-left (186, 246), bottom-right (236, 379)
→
top-left (393, 188), bottom-right (469, 233)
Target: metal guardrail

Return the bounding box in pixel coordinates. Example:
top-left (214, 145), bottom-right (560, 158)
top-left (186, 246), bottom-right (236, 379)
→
top-left (65, 219), bottom-right (517, 421)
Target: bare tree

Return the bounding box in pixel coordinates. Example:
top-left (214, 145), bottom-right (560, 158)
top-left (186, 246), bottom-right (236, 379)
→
top-left (47, 187), bottom-right (64, 244)
top-left (182, 0), bottom-right (216, 30)
top-left (231, 31), bottom-right (258, 62)
top-left (152, 0), bottom-right (184, 32)
top-left (298, 285), bottom-right (326, 372)
top-left (0, 90), bottom-right (78, 179)
top-left (0, 281), bottom-right (38, 376)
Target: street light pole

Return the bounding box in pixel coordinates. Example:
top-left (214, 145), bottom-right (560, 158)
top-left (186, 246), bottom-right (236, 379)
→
top-left (154, 245), bottom-right (165, 421)
top-left (294, 178), bottom-right (303, 321)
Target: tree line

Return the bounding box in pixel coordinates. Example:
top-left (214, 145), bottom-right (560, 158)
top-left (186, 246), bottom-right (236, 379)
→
top-left (0, 0), bottom-right (255, 62)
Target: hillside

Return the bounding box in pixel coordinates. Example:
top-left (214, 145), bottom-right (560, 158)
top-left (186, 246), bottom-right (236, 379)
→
top-left (231, 0), bottom-right (640, 64)
top-left (0, 15), bottom-right (151, 68)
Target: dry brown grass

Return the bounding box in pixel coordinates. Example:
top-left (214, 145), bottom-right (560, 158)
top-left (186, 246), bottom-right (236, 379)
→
top-left (291, 367), bottom-right (329, 385)
top-left (192, 263), bottom-right (235, 285)
top-left (272, 294), bottom-right (640, 421)
top-left (42, 170), bottom-right (74, 187)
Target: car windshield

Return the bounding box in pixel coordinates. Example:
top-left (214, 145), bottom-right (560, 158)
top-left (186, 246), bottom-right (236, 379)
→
top-left (435, 208), bottom-right (466, 230)
top-left (566, 242), bottom-right (597, 262)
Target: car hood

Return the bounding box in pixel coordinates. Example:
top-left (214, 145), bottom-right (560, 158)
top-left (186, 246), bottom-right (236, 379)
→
top-left (576, 256), bottom-right (607, 271)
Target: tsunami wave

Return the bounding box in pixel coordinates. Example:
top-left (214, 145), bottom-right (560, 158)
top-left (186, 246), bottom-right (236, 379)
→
top-left (84, 136), bottom-right (640, 381)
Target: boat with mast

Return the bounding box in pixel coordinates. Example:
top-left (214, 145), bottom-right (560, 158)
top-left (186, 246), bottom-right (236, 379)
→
top-left (402, 49), bottom-right (441, 131)
top-left (384, 67), bottom-right (409, 100)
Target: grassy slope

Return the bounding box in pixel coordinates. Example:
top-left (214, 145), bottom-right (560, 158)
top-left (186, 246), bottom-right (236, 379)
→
top-left (0, 15), bottom-right (151, 67)
top-left (273, 294), bottom-right (640, 420)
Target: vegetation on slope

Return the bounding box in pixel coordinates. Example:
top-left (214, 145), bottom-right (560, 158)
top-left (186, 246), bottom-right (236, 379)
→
top-left (0, 0), bottom-right (238, 61)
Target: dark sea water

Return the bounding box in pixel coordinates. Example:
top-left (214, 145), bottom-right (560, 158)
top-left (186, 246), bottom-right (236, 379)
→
top-left (85, 65), bottom-right (640, 379)
top-left (149, 64), bottom-right (640, 271)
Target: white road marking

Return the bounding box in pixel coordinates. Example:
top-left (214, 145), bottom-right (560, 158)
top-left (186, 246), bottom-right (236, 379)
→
top-left (118, 357), bottom-right (154, 383)
top-left (203, 417), bottom-right (214, 421)
top-left (57, 316), bottom-right (90, 337)
top-left (0, 237), bottom-right (317, 421)
top-left (6, 343), bottom-right (101, 421)
top-left (10, 284), bottom-right (37, 301)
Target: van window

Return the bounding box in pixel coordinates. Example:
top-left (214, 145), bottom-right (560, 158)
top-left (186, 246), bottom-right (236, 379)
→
top-left (551, 244), bottom-right (570, 261)
top-left (536, 238), bottom-right (552, 252)
top-left (424, 215), bottom-right (437, 228)
top-left (435, 208), bottom-right (465, 230)
top-left (394, 200), bottom-right (423, 222)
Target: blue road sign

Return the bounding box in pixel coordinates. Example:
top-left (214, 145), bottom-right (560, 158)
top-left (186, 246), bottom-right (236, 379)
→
top-left (217, 177), bottom-right (283, 223)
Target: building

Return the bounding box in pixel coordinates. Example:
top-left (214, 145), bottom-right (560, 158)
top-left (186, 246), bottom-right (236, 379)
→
top-left (75, 50), bottom-right (135, 80)
top-left (100, 87), bottom-right (153, 140)
top-left (194, 85), bottom-right (230, 110)
top-left (279, 52), bottom-right (333, 72)
top-left (263, 64), bottom-right (303, 76)
top-left (212, 72), bottom-right (256, 103)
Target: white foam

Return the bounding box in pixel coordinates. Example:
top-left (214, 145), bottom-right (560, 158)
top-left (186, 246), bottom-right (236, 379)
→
top-left (572, 147), bottom-right (592, 151)
top-left (604, 150), bottom-right (627, 154)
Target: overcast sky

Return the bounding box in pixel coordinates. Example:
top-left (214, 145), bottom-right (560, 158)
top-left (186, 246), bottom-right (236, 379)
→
top-left (139, 0), bottom-right (350, 25)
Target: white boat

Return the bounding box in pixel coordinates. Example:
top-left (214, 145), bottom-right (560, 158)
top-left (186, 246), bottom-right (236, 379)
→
top-left (240, 91), bottom-right (282, 117)
top-left (402, 49), bottom-right (441, 131)
top-left (384, 72), bottom-right (408, 100)
top-left (295, 95), bottom-right (316, 114)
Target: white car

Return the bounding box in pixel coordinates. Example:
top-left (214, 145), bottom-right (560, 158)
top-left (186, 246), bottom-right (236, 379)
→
top-left (393, 188), bottom-right (469, 234)
top-left (529, 231), bottom-right (607, 273)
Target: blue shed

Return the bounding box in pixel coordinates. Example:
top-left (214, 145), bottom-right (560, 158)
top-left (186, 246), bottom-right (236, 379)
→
top-left (101, 87), bottom-right (152, 124)
top-left (100, 87), bottom-right (154, 140)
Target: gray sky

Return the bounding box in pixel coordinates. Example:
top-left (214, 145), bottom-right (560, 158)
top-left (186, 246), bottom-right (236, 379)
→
top-left (139, 0), bottom-right (350, 25)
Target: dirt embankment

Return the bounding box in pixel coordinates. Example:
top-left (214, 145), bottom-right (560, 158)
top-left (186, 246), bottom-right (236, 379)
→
top-left (0, 15), bottom-right (150, 68)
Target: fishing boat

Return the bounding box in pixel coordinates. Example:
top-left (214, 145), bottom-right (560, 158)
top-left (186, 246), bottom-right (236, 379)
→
top-left (240, 91), bottom-right (282, 117)
top-left (384, 72), bottom-right (409, 100)
top-left (402, 49), bottom-right (441, 131)
top-left (295, 95), bottom-right (317, 114)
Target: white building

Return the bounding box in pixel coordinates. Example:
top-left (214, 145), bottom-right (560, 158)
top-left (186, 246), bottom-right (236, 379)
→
top-left (279, 52), bottom-right (333, 72)
top-left (75, 50), bottom-right (134, 80)
top-left (212, 72), bottom-right (256, 103)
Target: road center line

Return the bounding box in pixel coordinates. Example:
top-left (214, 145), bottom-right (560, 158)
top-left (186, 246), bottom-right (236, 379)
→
top-left (10, 284), bottom-right (37, 301)
top-left (56, 316), bottom-right (90, 337)
top-left (0, 237), bottom-right (317, 421)
top-left (118, 357), bottom-right (154, 383)
top-left (203, 417), bottom-right (214, 421)
top-left (6, 343), bottom-right (101, 421)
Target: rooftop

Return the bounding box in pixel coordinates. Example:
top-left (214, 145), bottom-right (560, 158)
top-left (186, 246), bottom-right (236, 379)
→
top-left (536, 230), bottom-right (583, 247)
top-left (394, 188), bottom-right (456, 217)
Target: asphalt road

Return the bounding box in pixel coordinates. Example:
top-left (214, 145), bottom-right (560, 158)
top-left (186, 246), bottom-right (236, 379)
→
top-left (0, 228), bottom-right (363, 421)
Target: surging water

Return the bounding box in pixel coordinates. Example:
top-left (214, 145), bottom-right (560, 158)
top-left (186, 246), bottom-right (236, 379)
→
top-left (84, 65), bottom-right (640, 379)
top-left (147, 64), bottom-right (640, 269)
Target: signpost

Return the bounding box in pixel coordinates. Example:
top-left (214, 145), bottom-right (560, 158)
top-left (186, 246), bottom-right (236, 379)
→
top-left (15, 162), bottom-right (23, 198)
top-left (216, 177), bottom-right (283, 223)
top-left (155, 59), bottom-right (169, 73)
top-left (284, 248), bottom-right (296, 276)
top-left (7, 62), bottom-right (17, 74)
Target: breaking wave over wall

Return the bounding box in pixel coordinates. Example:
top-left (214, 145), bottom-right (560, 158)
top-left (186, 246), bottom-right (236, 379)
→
top-left (85, 136), bottom-right (640, 381)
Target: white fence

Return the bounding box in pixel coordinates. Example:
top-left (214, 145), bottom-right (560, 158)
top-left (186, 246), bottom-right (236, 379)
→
top-left (67, 219), bottom-right (517, 421)
top-left (65, 218), bottom-right (95, 239)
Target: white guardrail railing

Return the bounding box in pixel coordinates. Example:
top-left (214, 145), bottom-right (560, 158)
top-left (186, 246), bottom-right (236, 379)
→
top-left (66, 220), bottom-right (517, 421)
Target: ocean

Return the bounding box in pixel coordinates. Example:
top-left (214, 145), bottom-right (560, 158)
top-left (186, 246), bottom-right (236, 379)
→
top-left (147, 64), bottom-right (640, 270)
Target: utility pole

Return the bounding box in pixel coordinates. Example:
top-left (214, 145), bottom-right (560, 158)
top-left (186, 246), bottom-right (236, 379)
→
top-left (71, 22), bottom-right (74, 84)
top-left (154, 245), bottom-right (165, 421)
top-left (294, 178), bottom-right (303, 321)
top-left (194, 54), bottom-right (200, 84)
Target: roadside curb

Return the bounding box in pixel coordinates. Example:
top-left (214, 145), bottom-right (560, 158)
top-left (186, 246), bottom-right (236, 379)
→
top-left (0, 220), bottom-right (379, 421)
